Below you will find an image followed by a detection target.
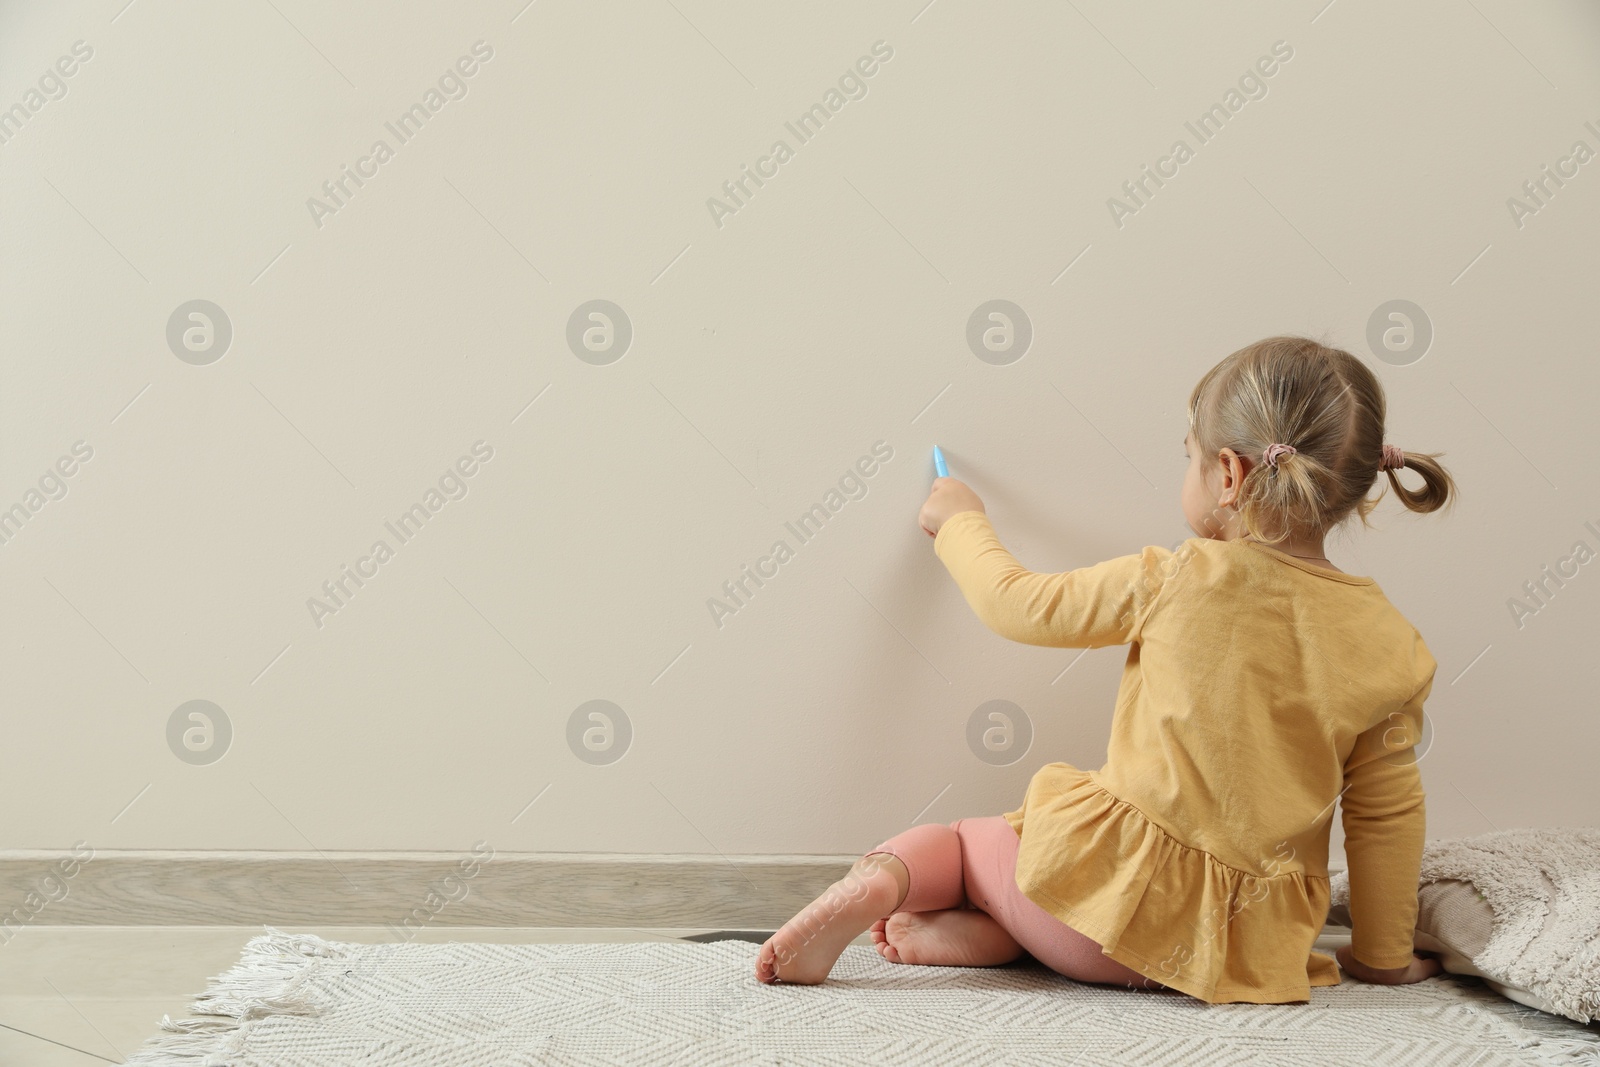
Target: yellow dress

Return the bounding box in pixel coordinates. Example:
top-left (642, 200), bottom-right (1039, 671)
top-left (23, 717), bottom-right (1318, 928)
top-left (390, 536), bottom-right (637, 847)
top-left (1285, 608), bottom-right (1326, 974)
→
top-left (934, 511), bottom-right (1436, 1004)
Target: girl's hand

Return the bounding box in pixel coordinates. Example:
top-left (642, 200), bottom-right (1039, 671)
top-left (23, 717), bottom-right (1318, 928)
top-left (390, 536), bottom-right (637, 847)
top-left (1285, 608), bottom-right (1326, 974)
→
top-left (919, 477), bottom-right (986, 538)
top-left (1336, 944), bottom-right (1443, 985)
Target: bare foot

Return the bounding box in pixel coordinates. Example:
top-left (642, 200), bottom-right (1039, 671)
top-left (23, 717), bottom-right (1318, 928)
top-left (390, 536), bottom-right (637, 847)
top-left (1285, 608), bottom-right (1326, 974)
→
top-left (756, 857), bottom-right (903, 985)
top-left (870, 908), bottom-right (1025, 967)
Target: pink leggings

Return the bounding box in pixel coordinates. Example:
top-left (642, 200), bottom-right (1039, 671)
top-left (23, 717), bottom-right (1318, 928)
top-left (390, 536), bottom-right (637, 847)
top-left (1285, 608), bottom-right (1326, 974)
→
top-left (867, 816), bottom-right (1164, 990)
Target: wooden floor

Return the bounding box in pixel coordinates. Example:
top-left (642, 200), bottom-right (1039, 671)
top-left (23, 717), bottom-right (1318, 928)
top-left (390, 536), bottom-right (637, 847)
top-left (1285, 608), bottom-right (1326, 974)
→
top-left (3, 926), bottom-right (1355, 1064)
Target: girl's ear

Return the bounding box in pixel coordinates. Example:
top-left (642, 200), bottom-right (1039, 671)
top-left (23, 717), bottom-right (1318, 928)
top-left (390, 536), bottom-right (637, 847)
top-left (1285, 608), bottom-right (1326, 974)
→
top-left (1215, 447), bottom-right (1248, 507)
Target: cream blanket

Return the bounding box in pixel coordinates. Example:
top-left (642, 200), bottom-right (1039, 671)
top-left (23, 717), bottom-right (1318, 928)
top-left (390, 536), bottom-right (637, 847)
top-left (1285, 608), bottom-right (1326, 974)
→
top-left (1330, 827), bottom-right (1600, 1025)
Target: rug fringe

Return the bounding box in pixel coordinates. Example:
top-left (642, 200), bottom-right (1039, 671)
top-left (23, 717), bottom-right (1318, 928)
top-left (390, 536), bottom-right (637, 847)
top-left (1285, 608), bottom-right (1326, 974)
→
top-left (124, 927), bottom-right (347, 1066)
top-left (1464, 988), bottom-right (1600, 1065)
top-left (1526, 1036), bottom-right (1600, 1065)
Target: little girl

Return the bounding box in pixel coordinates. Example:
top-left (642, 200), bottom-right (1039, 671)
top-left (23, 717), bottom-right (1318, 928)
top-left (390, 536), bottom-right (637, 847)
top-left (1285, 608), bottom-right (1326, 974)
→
top-left (756, 336), bottom-right (1458, 1004)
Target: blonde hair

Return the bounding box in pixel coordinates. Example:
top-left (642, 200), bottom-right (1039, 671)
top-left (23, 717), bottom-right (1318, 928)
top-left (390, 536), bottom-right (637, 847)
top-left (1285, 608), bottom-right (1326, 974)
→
top-left (1187, 336), bottom-right (1456, 547)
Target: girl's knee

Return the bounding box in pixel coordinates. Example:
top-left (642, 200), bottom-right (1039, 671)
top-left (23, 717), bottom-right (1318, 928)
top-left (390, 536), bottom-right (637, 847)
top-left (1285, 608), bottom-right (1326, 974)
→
top-left (867, 822), bottom-right (966, 914)
top-left (872, 821), bottom-right (961, 859)
top-left (852, 851), bottom-right (903, 877)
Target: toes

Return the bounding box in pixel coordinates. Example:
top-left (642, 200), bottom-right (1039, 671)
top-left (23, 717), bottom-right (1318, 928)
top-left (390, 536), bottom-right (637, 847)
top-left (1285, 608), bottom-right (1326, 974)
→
top-left (876, 917), bottom-right (907, 964)
top-left (755, 941), bottom-right (777, 983)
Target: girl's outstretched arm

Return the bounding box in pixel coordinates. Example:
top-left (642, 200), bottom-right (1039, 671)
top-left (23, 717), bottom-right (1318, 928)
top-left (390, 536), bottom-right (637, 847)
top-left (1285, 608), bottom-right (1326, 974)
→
top-left (920, 480), bottom-right (1177, 649)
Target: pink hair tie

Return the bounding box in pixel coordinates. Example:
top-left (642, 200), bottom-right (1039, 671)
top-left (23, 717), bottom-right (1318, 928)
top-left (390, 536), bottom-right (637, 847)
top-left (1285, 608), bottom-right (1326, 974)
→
top-left (1262, 442), bottom-right (1296, 470)
top-left (1380, 444), bottom-right (1405, 471)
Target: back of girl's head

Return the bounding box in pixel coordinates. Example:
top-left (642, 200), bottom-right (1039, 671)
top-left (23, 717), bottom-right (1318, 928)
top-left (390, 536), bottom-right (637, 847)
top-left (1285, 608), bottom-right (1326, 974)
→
top-left (1187, 336), bottom-right (1457, 547)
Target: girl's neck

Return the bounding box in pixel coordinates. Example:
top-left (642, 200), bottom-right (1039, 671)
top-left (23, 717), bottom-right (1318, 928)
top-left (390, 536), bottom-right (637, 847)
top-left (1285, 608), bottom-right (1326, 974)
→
top-left (1203, 510), bottom-right (1343, 573)
top-left (1237, 533), bottom-right (1343, 573)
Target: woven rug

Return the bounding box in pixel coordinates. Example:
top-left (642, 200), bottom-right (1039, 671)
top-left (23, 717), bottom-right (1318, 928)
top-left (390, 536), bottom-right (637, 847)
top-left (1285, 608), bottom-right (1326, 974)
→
top-left (125, 929), bottom-right (1600, 1066)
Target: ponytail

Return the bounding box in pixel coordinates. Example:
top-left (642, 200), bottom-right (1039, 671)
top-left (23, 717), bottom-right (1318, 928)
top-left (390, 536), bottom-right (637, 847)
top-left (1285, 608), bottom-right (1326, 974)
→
top-left (1381, 449), bottom-right (1456, 515)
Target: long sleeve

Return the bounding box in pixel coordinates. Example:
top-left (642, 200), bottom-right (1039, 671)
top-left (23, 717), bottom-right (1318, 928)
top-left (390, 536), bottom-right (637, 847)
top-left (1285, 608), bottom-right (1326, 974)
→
top-left (933, 510), bottom-right (1176, 648)
top-left (1338, 665), bottom-right (1434, 969)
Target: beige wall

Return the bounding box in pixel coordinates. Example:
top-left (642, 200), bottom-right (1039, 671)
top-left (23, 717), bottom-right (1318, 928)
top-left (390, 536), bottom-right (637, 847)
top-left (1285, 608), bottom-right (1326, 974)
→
top-left (3, 1), bottom-right (1597, 869)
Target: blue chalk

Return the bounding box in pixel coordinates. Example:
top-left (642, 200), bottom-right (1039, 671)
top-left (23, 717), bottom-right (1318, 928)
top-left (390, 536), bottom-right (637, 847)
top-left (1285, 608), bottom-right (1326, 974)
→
top-left (933, 445), bottom-right (949, 478)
